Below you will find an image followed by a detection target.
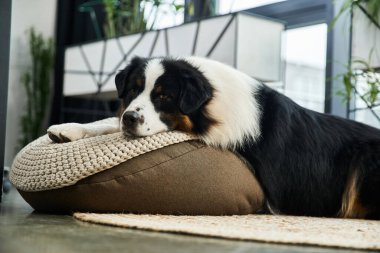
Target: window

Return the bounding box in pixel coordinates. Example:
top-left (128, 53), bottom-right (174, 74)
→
top-left (268, 24), bottom-right (327, 113)
top-left (246, 0), bottom-right (338, 114)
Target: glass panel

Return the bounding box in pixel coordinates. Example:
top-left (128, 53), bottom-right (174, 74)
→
top-left (150, 31), bottom-right (167, 57)
top-left (118, 33), bottom-right (143, 55)
top-left (195, 15), bottom-right (232, 56)
top-left (81, 41), bottom-right (105, 72)
top-left (237, 14), bottom-right (283, 81)
top-left (167, 22), bottom-right (197, 56)
top-left (64, 74), bottom-right (97, 96)
top-left (209, 19), bottom-right (236, 66)
top-left (65, 47), bottom-right (88, 72)
top-left (268, 24), bottom-right (328, 113)
top-left (103, 38), bottom-right (125, 73)
top-left (127, 31), bottom-right (157, 58)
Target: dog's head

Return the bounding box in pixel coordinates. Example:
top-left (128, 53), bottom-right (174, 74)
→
top-left (115, 56), bottom-right (215, 137)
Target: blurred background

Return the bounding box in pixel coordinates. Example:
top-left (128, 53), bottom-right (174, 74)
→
top-left (1, 0), bottom-right (380, 195)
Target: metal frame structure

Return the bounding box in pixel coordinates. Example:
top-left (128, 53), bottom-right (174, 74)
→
top-left (57, 10), bottom-right (283, 123)
top-left (62, 11), bottom-right (283, 90)
top-left (63, 13), bottom-right (237, 94)
top-left (0, 0), bottom-right (12, 201)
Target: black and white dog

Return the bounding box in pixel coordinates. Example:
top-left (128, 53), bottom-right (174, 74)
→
top-left (48, 56), bottom-right (380, 219)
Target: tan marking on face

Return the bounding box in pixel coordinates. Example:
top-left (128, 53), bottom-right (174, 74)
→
top-left (176, 115), bottom-right (193, 132)
top-left (154, 84), bottom-right (162, 93)
top-left (117, 103), bottom-right (126, 118)
top-left (159, 114), bottom-right (193, 133)
top-left (338, 170), bottom-right (369, 219)
top-left (136, 78), bottom-right (143, 87)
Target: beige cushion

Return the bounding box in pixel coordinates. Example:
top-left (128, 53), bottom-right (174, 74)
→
top-left (18, 141), bottom-right (264, 215)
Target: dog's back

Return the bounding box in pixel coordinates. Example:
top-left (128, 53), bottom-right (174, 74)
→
top-left (238, 85), bottom-right (380, 218)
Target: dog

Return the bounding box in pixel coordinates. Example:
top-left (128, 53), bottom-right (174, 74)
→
top-left (48, 56), bottom-right (380, 219)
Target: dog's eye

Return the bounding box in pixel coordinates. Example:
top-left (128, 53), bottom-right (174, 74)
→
top-left (129, 88), bottom-right (137, 95)
top-left (159, 94), bottom-right (170, 100)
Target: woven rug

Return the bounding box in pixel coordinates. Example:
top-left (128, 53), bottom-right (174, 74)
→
top-left (73, 213), bottom-right (380, 250)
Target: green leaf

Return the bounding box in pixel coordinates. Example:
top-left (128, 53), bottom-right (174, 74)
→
top-left (173, 4), bottom-right (184, 12)
top-left (17, 27), bottom-right (54, 151)
top-left (330, 0), bottom-right (352, 30)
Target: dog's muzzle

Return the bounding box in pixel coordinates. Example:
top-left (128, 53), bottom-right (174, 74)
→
top-left (122, 111), bottom-right (144, 135)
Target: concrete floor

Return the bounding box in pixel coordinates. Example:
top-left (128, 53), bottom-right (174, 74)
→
top-left (0, 188), bottom-right (366, 253)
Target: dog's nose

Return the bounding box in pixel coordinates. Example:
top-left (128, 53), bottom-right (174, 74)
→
top-left (123, 111), bottom-right (139, 127)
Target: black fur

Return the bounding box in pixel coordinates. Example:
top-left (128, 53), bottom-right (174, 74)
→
top-left (159, 59), bottom-right (216, 134)
top-left (237, 85), bottom-right (380, 218)
top-left (115, 56), bottom-right (147, 100)
top-left (116, 57), bottom-right (216, 135)
top-left (116, 57), bottom-right (380, 218)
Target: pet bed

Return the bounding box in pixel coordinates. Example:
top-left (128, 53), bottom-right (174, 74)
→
top-left (10, 131), bottom-right (264, 214)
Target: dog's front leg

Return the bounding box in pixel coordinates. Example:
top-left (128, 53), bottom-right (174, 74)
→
top-left (47, 117), bottom-right (120, 143)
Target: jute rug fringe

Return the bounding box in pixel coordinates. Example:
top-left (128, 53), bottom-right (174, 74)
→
top-left (73, 213), bottom-right (380, 250)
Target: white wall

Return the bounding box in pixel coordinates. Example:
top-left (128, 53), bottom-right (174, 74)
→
top-left (5, 0), bottom-right (57, 167)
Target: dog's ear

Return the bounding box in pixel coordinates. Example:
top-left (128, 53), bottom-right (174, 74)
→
top-left (115, 71), bottom-right (127, 98)
top-left (115, 56), bottom-right (145, 98)
top-left (179, 74), bottom-right (213, 114)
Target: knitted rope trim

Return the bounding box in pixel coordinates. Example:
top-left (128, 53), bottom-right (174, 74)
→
top-left (10, 131), bottom-right (196, 192)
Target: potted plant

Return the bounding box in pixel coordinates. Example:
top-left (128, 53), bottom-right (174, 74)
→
top-left (18, 28), bottom-right (54, 149)
top-left (335, 0), bottom-right (380, 125)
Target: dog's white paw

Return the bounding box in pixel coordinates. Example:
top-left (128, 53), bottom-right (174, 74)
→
top-left (47, 123), bottom-right (87, 143)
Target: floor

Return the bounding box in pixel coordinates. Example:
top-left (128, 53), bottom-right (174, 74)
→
top-left (0, 188), bottom-right (366, 253)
